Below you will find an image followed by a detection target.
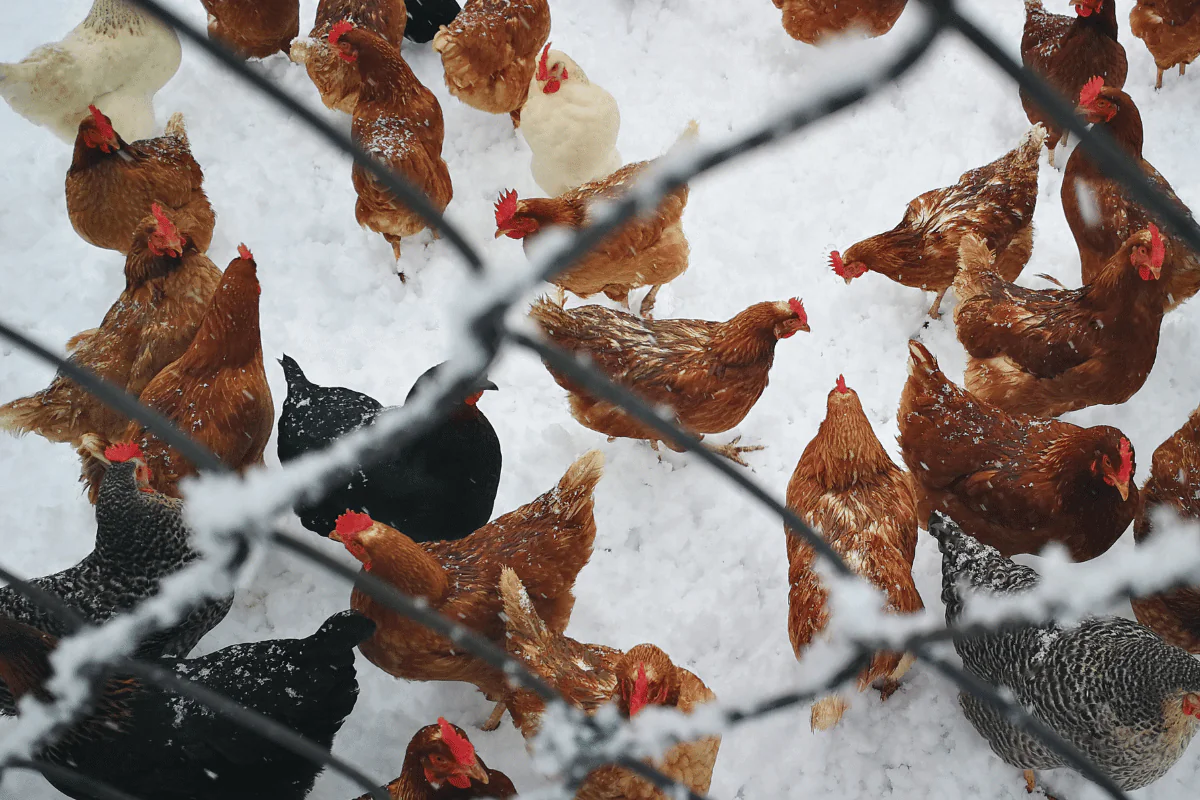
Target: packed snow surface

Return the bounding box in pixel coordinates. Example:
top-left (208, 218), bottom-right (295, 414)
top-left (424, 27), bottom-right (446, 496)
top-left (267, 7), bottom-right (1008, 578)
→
top-left (2, 1), bottom-right (1199, 798)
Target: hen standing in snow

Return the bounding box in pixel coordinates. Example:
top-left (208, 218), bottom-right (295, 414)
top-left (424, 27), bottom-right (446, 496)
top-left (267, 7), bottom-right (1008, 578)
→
top-left (0, 442), bottom-right (232, 716)
top-left (932, 511), bottom-right (1200, 792)
top-left (770, 0), bottom-right (908, 44)
top-left (831, 124), bottom-right (1044, 319)
top-left (200, 0), bottom-right (300, 60)
top-left (277, 357), bottom-right (500, 541)
top-left (1129, 0), bottom-right (1200, 89)
top-left (0, 0), bottom-right (180, 143)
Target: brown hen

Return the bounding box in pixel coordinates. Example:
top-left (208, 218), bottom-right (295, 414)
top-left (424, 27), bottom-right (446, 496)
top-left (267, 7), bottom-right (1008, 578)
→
top-left (770, 0), bottom-right (907, 43)
top-left (200, 0), bottom-right (300, 59)
top-left (1130, 0), bottom-right (1200, 89)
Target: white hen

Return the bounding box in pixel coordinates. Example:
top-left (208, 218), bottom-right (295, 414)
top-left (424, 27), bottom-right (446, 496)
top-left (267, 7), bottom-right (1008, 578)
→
top-left (520, 45), bottom-right (622, 197)
top-left (0, 0), bottom-right (181, 143)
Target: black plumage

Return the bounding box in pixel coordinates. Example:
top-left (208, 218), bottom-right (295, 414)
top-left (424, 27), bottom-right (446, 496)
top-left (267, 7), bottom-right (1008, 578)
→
top-left (405, 0), bottom-right (462, 43)
top-left (277, 356), bottom-right (502, 542)
top-left (0, 610), bottom-right (374, 800)
top-left (932, 511), bottom-right (1200, 790)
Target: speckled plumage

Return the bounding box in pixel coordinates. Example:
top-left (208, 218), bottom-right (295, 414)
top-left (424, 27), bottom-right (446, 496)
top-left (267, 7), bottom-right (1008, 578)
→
top-left (932, 512), bottom-right (1200, 790)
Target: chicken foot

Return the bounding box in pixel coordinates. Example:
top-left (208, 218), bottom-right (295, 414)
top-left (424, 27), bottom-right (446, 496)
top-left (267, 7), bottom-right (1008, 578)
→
top-left (705, 435), bottom-right (764, 467)
top-left (1023, 770), bottom-right (1060, 800)
top-left (639, 285), bottom-right (662, 318)
top-left (927, 286), bottom-right (949, 320)
top-left (481, 700), bottom-right (507, 731)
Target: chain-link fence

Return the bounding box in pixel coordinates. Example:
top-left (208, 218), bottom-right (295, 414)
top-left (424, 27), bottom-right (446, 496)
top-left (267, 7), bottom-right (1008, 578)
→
top-left (1, 1), bottom-right (1199, 799)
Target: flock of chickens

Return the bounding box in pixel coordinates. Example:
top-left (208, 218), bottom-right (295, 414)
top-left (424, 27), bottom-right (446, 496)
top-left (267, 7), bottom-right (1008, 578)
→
top-left (0, 0), bottom-right (1199, 798)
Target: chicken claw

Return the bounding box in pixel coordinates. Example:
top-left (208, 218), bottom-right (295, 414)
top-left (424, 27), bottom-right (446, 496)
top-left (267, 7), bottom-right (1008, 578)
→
top-left (707, 436), bottom-right (764, 467)
top-left (1023, 770), bottom-right (1060, 800)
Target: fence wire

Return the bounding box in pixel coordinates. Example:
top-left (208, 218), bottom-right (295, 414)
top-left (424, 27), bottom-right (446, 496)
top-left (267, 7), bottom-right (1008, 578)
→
top-left (1, 0), bottom-right (1199, 799)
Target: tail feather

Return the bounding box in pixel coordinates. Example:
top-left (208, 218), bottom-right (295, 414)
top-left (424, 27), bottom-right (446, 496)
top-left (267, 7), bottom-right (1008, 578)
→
top-left (310, 610), bottom-right (377, 652)
top-left (929, 512), bottom-right (1040, 623)
top-left (500, 567), bottom-right (550, 647)
top-left (0, 393), bottom-right (68, 441)
top-left (810, 695), bottom-right (849, 731)
top-left (165, 112), bottom-right (187, 144)
top-left (952, 233), bottom-right (997, 303)
top-left (552, 450), bottom-right (605, 527)
top-left (288, 37), bottom-right (315, 64)
top-left (905, 340), bottom-right (941, 385)
top-left (78, 433), bottom-right (112, 504)
top-left (667, 119), bottom-right (700, 154)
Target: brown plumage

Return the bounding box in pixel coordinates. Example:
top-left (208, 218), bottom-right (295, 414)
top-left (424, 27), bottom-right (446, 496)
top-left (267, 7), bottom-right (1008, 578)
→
top-left (1021, 0), bottom-right (1128, 161)
top-left (831, 125), bottom-right (1044, 318)
top-left (330, 451), bottom-right (603, 702)
top-left (66, 108), bottom-right (216, 255)
top-left (785, 376), bottom-right (922, 731)
top-left (953, 227), bottom-right (1170, 417)
top-left (0, 206), bottom-right (221, 446)
top-left (355, 719), bottom-right (517, 800)
top-left (200, 0), bottom-right (300, 59)
top-left (1132, 406), bottom-right (1200, 653)
top-left (501, 570), bottom-right (720, 800)
top-left (431, 0), bottom-right (550, 119)
top-left (495, 122), bottom-right (696, 316)
top-left (1063, 82), bottom-right (1200, 306)
top-left (898, 340), bottom-right (1138, 561)
top-left (290, 0), bottom-right (407, 113)
top-left (528, 297), bottom-right (810, 465)
top-left (77, 246), bottom-right (273, 502)
top-left (1130, 0), bottom-right (1200, 89)
top-left (333, 24), bottom-right (452, 263)
top-left (770, 0), bottom-right (907, 44)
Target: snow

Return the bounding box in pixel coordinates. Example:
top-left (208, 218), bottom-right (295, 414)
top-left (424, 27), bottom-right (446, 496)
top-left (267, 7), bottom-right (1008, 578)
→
top-left (2, 0), bottom-right (1200, 798)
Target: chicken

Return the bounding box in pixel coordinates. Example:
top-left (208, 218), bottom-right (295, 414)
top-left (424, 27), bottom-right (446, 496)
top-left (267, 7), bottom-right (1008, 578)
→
top-left (831, 124), bottom-right (1044, 319)
top-left (200, 0), bottom-right (301, 60)
top-left (354, 719), bottom-right (517, 800)
top-left (770, 0), bottom-right (908, 44)
top-left (289, 0), bottom-right (408, 113)
top-left (405, 0), bottom-right (463, 44)
top-left (1021, 0), bottom-right (1127, 164)
top-left (898, 340), bottom-right (1137, 561)
top-left (501, 570), bottom-right (720, 800)
top-left (496, 121), bottom-right (696, 316)
top-left (430, 0), bottom-right (551, 125)
top-left (330, 23), bottom-right (453, 266)
top-left (1064, 79), bottom-right (1200, 306)
top-left (953, 227), bottom-right (1171, 417)
top-left (519, 44), bottom-right (622, 196)
top-left (785, 375), bottom-right (923, 731)
top-left (528, 297), bottom-right (810, 465)
top-left (66, 107), bottom-right (217, 255)
top-left (0, 205), bottom-right (221, 447)
top-left (931, 511), bottom-right (1200, 792)
top-left (1130, 405), bottom-right (1200, 652)
top-left (1130, 0), bottom-right (1200, 89)
top-left (328, 450), bottom-right (602, 706)
top-left (0, 610), bottom-right (374, 800)
top-left (77, 245), bottom-right (273, 502)
top-left (277, 357), bottom-right (501, 541)
top-left (0, 441), bottom-right (232, 715)
top-left (0, 0), bottom-right (180, 143)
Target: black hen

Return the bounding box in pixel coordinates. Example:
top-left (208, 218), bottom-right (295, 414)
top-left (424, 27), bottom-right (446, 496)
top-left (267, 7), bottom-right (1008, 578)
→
top-left (405, 0), bottom-right (462, 43)
top-left (932, 511), bottom-right (1200, 791)
top-left (0, 610), bottom-right (374, 800)
top-left (0, 442), bottom-right (232, 715)
top-left (277, 356), bottom-right (502, 542)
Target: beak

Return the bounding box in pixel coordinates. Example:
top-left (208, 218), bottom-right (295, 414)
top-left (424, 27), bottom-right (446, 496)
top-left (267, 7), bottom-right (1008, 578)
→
top-left (464, 761), bottom-right (489, 784)
top-left (329, 531), bottom-right (342, 543)
top-left (1114, 479), bottom-right (1130, 502)
top-left (798, 320), bottom-right (812, 333)
top-left (478, 379), bottom-right (499, 392)
top-left (494, 228), bottom-right (510, 239)
top-left (841, 275), bottom-right (853, 286)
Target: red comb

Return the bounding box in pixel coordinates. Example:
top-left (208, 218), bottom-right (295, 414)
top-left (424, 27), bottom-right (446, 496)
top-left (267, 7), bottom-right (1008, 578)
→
top-left (494, 189), bottom-right (518, 228)
top-left (835, 375), bottom-right (848, 394)
top-left (1079, 76), bottom-right (1104, 108)
top-left (335, 510), bottom-right (373, 536)
top-left (1117, 438), bottom-right (1133, 485)
top-left (104, 442), bottom-right (143, 463)
top-left (788, 297), bottom-right (807, 326)
top-left (437, 718), bottom-right (476, 766)
top-left (829, 250), bottom-right (845, 275)
top-left (329, 20), bottom-right (353, 45)
top-left (88, 105), bottom-right (115, 139)
top-left (150, 203), bottom-right (177, 234)
top-left (237, 244), bottom-right (253, 261)
top-left (629, 663), bottom-right (650, 717)
top-left (1149, 224), bottom-right (1165, 269)
top-left (536, 43), bottom-right (552, 81)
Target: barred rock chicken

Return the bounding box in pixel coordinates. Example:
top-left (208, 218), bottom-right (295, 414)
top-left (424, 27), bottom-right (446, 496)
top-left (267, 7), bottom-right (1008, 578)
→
top-left (785, 375), bottom-right (923, 731)
top-left (898, 340), bottom-right (1138, 561)
top-left (953, 227), bottom-right (1170, 417)
top-left (290, 0), bottom-right (408, 113)
top-left (66, 107), bottom-right (216, 255)
top-left (501, 570), bottom-right (721, 800)
top-left (529, 297), bottom-right (809, 465)
top-left (354, 719), bottom-right (517, 800)
top-left (277, 356), bottom-right (500, 541)
top-left (1021, 0), bottom-right (1127, 164)
top-left (330, 450), bottom-right (602, 709)
top-left (1130, 0), bottom-right (1200, 89)
top-left (932, 511), bottom-right (1200, 792)
top-left (0, 442), bottom-right (232, 716)
top-left (331, 23), bottom-right (453, 265)
top-left (1064, 79), bottom-right (1200, 306)
top-left (431, 0), bottom-right (551, 124)
top-left (0, 611), bottom-right (373, 800)
top-left (0, 0), bottom-right (181, 143)
top-left (200, 0), bottom-right (301, 60)
top-left (496, 121), bottom-right (696, 316)
top-left (831, 124), bottom-right (1044, 319)
top-left (0, 205), bottom-right (221, 446)
top-left (520, 44), bottom-right (622, 196)
top-left (1131, 405), bottom-right (1200, 652)
top-left (770, 0), bottom-right (908, 44)
top-left (78, 245), bottom-right (273, 502)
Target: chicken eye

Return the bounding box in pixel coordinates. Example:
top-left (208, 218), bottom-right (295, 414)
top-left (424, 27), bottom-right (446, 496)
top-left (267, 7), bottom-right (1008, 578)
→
top-left (429, 753), bottom-right (450, 767)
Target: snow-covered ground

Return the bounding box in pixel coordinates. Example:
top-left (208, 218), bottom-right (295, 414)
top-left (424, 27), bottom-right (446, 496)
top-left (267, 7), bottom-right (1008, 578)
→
top-left (2, 0), bottom-right (1199, 798)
